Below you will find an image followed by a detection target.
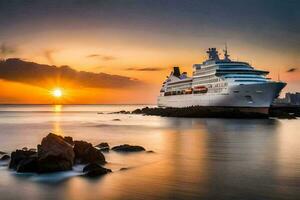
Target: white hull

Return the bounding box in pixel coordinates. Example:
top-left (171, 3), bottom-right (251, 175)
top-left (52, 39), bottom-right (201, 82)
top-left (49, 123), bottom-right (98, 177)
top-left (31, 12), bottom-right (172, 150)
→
top-left (158, 82), bottom-right (285, 110)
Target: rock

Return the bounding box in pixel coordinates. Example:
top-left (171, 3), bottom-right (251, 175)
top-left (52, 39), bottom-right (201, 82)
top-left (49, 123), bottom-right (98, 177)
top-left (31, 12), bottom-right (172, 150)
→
top-left (83, 163), bottom-right (112, 177)
top-left (0, 151), bottom-right (7, 155)
top-left (0, 154), bottom-right (10, 160)
top-left (112, 144), bottom-right (146, 152)
top-left (131, 109), bottom-right (142, 114)
top-left (119, 110), bottom-right (130, 114)
top-left (29, 148), bottom-right (37, 152)
top-left (131, 106), bottom-right (270, 118)
top-left (63, 136), bottom-right (74, 145)
top-left (112, 118), bottom-right (121, 121)
top-left (74, 141), bottom-right (106, 164)
top-left (146, 150), bottom-right (155, 153)
top-left (37, 133), bottom-right (75, 173)
top-left (95, 142), bottom-right (110, 152)
top-left (17, 156), bottom-right (38, 173)
top-left (9, 150), bottom-right (36, 170)
top-left (22, 147), bottom-right (28, 151)
top-left (109, 110), bottom-right (130, 114)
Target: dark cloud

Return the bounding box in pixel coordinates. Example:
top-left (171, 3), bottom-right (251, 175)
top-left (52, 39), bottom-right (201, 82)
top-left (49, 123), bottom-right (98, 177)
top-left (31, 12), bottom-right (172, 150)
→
top-left (0, 43), bottom-right (17, 58)
top-left (0, 58), bottom-right (141, 88)
top-left (125, 67), bottom-right (165, 71)
top-left (87, 54), bottom-right (116, 61)
top-left (286, 68), bottom-right (298, 73)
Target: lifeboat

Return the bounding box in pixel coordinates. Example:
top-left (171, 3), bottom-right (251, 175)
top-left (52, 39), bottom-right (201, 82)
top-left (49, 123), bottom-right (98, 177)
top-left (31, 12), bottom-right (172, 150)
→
top-left (184, 88), bottom-right (193, 94)
top-left (193, 86), bottom-right (208, 93)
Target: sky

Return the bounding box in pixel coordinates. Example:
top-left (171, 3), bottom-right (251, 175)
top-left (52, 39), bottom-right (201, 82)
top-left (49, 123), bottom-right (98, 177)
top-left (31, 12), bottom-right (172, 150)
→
top-left (0, 0), bottom-right (299, 104)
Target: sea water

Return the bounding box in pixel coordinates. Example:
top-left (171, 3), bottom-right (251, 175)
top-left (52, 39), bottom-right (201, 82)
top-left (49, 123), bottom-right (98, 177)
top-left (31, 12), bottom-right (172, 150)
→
top-left (0, 105), bottom-right (299, 200)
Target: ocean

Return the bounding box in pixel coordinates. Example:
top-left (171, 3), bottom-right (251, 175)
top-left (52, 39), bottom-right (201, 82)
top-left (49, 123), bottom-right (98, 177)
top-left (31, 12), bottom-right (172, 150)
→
top-left (0, 105), bottom-right (299, 200)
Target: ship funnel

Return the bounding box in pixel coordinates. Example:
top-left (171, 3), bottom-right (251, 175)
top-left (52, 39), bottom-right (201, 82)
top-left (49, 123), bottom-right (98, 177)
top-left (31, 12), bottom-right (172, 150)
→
top-left (173, 66), bottom-right (181, 77)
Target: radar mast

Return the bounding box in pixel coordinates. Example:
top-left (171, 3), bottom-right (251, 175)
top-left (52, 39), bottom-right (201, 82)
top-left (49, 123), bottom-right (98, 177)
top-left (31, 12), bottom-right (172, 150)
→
top-left (223, 43), bottom-right (231, 61)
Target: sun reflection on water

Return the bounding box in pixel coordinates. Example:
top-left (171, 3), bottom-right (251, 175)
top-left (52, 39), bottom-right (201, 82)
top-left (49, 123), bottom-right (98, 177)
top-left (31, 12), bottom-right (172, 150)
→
top-left (54, 105), bottom-right (62, 112)
top-left (53, 105), bottom-right (63, 135)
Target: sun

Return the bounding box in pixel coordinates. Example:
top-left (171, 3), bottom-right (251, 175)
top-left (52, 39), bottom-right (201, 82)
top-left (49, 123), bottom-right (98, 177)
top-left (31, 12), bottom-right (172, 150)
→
top-left (52, 88), bottom-right (63, 98)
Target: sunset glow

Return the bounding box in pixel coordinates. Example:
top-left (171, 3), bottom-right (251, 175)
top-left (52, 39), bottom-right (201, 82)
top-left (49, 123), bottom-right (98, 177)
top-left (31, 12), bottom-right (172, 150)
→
top-left (52, 88), bottom-right (63, 98)
top-left (0, 1), bottom-right (298, 104)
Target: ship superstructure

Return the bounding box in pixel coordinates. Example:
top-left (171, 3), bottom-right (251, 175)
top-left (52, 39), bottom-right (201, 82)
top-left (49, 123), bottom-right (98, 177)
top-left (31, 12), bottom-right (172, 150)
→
top-left (158, 47), bottom-right (286, 114)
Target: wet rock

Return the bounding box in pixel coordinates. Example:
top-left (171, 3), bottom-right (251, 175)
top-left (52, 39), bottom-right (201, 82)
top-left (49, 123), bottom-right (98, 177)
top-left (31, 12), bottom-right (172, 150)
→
top-left (22, 147), bottom-right (28, 151)
top-left (9, 150), bottom-right (36, 170)
top-left (17, 156), bottom-right (38, 173)
top-left (146, 150), bottom-right (155, 153)
top-left (112, 144), bottom-right (145, 152)
top-left (74, 141), bottom-right (106, 164)
top-left (63, 136), bottom-right (74, 145)
top-left (0, 154), bottom-right (10, 160)
top-left (37, 133), bottom-right (75, 173)
top-left (95, 142), bottom-right (109, 152)
top-left (83, 163), bottom-right (111, 177)
top-left (112, 118), bottom-right (121, 121)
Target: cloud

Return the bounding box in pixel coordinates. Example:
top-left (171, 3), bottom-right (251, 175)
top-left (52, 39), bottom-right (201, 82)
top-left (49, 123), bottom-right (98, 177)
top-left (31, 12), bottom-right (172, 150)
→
top-left (87, 54), bottom-right (116, 61)
top-left (0, 43), bottom-right (17, 58)
top-left (0, 58), bottom-right (142, 88)
top-left (286, 68), bottom-right (298, 73)
top-left (125, 67), bottom-right (165, 71)
top-left (43, 49), bottom-right (57, 65)
top-left (87, 54), bottom-right (100, 58)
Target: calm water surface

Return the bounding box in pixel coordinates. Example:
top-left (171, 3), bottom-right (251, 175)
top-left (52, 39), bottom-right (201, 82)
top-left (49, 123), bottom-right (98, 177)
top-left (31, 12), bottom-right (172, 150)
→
top-left (0, 105), bottom-right (299, 200)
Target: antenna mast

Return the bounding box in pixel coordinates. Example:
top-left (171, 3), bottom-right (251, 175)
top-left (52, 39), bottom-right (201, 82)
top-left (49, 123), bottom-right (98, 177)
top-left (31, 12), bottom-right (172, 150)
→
top-left (223, 43), bottom-right (230, 61)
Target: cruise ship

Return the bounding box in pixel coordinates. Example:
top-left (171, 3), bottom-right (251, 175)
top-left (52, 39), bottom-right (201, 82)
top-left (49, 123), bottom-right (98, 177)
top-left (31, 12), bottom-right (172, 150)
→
top-left (157, 47), bottom-right (286, 114)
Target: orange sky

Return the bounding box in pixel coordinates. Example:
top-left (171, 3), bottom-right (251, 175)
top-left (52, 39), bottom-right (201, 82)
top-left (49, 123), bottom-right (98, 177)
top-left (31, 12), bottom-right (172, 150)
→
top-left (0, 1), bottom-right (299, 104)
top-left (0, 42), bottom-right (299, 104)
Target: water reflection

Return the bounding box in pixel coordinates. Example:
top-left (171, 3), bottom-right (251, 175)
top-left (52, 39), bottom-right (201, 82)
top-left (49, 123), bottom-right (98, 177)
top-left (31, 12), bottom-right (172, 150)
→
top-left (52, 105), bottom-right (63, 135)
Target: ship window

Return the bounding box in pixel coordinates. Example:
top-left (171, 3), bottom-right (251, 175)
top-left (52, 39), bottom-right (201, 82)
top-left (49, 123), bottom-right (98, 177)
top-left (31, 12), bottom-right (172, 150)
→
top-left (245, 95), bottom-right (253, 103)
top-left (233, 90), bottom-right (239, 93)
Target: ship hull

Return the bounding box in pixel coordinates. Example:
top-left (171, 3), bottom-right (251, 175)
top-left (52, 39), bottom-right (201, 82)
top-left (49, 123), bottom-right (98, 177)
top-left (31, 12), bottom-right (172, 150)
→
top-left (157, 82), bottom-right (286, 114)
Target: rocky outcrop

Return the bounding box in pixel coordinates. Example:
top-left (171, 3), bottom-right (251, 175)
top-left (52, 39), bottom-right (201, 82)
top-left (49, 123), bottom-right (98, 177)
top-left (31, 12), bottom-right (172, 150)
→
top-left (131, 106), bottom-right (270, 118)
top-left (6, 133), bottom-right (135, 176)
top-left (74, 141), bottom-right (106, 164)
top-left (83, 163), bottom-right (112, 177)
top-left (9, 150), bottom-right (36, 170)
top-left (29, 148), bottom-right (37, 152)
top-left (63, 136), bottom-right (74, 145)
top-left (37, 133), bottom-right (75, 173)
top-left (0, 151), bottom-right (7, 155)
top-left (109, 110), bottom-right (130, 114)
top-left (17, 156), bottom-right (38, 172)
top-left (112, 144), bottom-right (145, 152)
top-left (95, 142), bottom-right (110, 152)
top-left (1, 154), bottom-right (10, 160)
